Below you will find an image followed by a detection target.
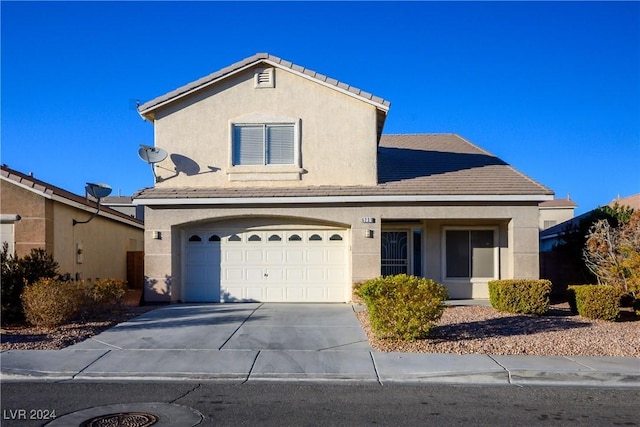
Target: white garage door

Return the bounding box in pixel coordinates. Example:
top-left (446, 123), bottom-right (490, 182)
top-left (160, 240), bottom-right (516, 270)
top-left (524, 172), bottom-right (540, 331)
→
top-left (184, 229), bottom-right (348, 302)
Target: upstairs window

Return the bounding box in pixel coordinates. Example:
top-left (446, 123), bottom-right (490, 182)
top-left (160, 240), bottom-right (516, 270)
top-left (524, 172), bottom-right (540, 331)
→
top-left (232, 124), bottom-right (294, 166)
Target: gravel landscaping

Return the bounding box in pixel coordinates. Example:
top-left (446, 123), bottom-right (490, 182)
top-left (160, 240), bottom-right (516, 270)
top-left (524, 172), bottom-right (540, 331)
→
top-left (356, 303), bottom-right (640, 357)
top-left (0, 306), bottom-right (157, 350)
top-left (2, 303), bottom-right (638, 357)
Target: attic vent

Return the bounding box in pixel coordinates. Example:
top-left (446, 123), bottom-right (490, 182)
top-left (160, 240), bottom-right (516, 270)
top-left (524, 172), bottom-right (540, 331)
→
top-left (254, 68), bottom-right (275, 88)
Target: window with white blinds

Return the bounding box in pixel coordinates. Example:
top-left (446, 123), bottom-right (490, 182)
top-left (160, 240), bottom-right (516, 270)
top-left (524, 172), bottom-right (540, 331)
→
top-left (233, 124), bottom-right (295, 165)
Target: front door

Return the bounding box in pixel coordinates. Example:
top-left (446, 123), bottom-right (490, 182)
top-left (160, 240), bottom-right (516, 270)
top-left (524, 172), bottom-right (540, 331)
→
top-left (381, 231), bottom-right (409, 276)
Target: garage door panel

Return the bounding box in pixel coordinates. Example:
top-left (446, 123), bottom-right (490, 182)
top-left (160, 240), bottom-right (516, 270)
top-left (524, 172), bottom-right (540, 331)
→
top-left (327, 248), bottom-right (345, 264)
top-left (225, 249), bottom-right (243, 263)
top-left (327, 287), bottom-right (345, 300)
top-left (224, 286), bottom-right (244, 301)
top-left (306, 267), bottom-right (326, 283)
top-left (225, 268), bottom-right (244, 282)
top-left (285, 287), bottom-right (304, 300)
top-left (286, 268), bottom-right (304, 282)
top-left (266, 249), bottom-right (284, 263)
top-left (246, 286), bottom-right (265, 301)
top-left (285, 250), bottom-right (304, 263)
top-left (307, 287), bottom-right (326, 300)
top-left (246, 268), bottom-right (264, 281)
top-left (306, 249), bottom-right (325, 263)
top-left (266, 268), bottom-right (284, 281)
top-left (246, 249), bottom-right (263, 263)
top-left (328, 267), bottom-right (346, 282)
top-left (266, 287), bottom-right (285, 300)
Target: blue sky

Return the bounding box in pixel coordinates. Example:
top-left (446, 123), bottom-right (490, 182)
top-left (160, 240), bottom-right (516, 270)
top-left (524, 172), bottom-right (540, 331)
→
top-left (2, 1), bottom-right (638, 214)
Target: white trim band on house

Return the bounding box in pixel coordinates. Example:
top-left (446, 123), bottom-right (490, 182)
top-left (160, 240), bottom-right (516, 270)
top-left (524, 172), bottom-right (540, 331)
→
top-left (133, 194), bottom-right (554, 206)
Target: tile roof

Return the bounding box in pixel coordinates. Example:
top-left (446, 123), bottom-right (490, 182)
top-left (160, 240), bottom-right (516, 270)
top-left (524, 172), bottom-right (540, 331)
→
top-left (609, 194), bottom-right (640, 210)
top-left (138, 53), bottom-right (390, 118)
top-left (1, 165), bottom-right (143, 225)
top-left (539, 198), bottom-right (577, 208)
top-left (134, 134), bottom-right (553, 201)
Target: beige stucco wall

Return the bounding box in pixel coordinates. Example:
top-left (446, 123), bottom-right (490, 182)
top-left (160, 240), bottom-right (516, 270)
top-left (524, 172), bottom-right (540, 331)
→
top-left (539, 206), bottom-right (575, 230)
top-left (0, 180), bottom-right (53, 256)
top-left (150, 65), bottom-right (379, 188)
top-left (53, 203), bottom-right (144, 281)
top-left (1, 179), bottom-right (144, 283)
top-left (143, 202), bottom-right (541, 302)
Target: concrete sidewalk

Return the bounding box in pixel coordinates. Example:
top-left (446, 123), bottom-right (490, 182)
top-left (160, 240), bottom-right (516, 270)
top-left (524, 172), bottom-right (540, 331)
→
top-left (1, 303), bottom-right (639, 387)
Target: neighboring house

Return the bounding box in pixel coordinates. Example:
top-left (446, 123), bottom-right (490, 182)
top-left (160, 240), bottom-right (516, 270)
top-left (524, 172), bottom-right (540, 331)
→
top-left (102, 196), bottom-right (145, 222)
top-left (539, 197), bottom-right (576, 231)
top-left (0, 165), bottom-right (144, 282)
top-left (133, 53), bottom-right (553, 302)
top-left (540, 193), bottom-right (639, 252)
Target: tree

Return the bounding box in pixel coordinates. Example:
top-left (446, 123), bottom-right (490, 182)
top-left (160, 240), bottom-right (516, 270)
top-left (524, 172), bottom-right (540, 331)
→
top-left (584, 210), bottom-right (640, 297)
top-left (553, 203), bottom-right (634, 284)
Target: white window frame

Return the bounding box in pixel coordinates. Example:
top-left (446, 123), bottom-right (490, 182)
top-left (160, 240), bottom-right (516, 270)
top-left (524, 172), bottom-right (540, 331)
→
top-left (228, 114), bottom-right (302, 181)
top-left (232, 123), bottom-right (296, 166)
top-left (442, 226), bottom-right (499, 281)
top-left (1, 215), bottom-right (20, 256)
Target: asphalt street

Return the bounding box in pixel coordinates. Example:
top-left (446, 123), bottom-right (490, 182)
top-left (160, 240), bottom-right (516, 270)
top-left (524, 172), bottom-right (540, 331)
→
top-left (2, 381), bottom-right (639, 426)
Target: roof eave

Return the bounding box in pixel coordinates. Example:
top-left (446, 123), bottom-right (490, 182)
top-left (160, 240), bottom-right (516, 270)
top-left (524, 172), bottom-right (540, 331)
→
top-left (133, 193), bottom-right (554, 206)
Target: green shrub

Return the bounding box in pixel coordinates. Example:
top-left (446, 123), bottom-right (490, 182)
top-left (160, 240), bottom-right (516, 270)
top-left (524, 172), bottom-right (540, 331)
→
top-left (1, 244), bottom-right (59, 324)
top-left (21, 279), bottom-right (86, 328)
top-left (358, 274), bottom-right (448, 340)
top-left (21, 278), bottom-right (128, 328)
top-left (488, 279), bottom-right (552, 315)
top-left (566, 285), bottom-right (579, 314)
top-left (569, 284), bottom-right (621, 321)
top-left (85, 279), bottom-right (127, 316)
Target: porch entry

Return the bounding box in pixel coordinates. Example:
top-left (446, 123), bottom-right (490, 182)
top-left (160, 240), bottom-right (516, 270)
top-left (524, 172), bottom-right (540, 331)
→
top-left (381, 230), bottom-right (422, 276)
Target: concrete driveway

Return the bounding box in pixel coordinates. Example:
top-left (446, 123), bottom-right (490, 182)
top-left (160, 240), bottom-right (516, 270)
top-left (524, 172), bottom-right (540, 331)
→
top-left (69, 303), bottom-right (372, 351)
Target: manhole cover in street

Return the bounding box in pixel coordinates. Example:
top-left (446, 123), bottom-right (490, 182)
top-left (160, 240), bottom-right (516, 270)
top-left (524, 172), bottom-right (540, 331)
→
top-left (80, 412), bottom-right (159, 427)
top-left (46, 403), bottom-right (202, 427)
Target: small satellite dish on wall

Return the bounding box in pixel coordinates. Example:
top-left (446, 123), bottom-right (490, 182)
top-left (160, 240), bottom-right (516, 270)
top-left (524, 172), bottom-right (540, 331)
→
top-left (138, 145), bottom-right (168, 182)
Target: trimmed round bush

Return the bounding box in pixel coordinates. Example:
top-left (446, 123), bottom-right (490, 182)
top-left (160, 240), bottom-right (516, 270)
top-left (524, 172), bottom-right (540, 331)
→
top-left (569, 284), bottom-right (621, 321)
top-left (21, 279), bottom-right (86, 328)
top-left (488, 279), bottom-right (552, 315)
top-left (357, 274), bottom-right (448, 340)
top-left (87, 278), bottom-right (126, 315)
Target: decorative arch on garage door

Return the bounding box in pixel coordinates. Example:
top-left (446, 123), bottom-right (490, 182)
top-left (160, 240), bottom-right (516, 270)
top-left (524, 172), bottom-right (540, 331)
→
top-left (183, 217), bottom-right (350, 303)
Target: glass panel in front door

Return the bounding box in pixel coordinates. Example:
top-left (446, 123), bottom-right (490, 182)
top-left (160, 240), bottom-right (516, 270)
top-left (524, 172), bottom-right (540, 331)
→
top-left (381, 231), bottom-right (409, 276)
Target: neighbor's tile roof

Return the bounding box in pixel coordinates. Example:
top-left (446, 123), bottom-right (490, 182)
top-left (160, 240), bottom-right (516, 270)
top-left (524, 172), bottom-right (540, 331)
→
top-left (138, 53), bottom-right (390, 116)
top-left (539, 198), bottom-right (577, 208)
top-left (134, 134), bottom-right (553, 200)
top-left (1, 165), bottom-right (143, 225)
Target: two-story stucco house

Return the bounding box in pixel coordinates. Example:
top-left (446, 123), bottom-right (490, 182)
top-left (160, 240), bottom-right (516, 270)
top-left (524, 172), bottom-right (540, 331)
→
top-left (134, 53), bottom-right (553, 303)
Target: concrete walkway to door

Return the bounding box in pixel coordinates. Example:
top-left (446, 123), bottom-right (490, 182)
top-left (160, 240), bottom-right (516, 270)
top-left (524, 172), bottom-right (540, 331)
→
top-left (2, 303), bottom-right (639, 386)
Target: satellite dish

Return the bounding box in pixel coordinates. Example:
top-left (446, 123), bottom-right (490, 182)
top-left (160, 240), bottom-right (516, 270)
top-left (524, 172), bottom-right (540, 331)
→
top-left (138, 145), bottom-right (168, 164)
top-left (73, 182), bottom-right (112, 226)
top-left (85, 183), bottom-right (112, 199)
top-left (138, 145), bottom-right (168, 182)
